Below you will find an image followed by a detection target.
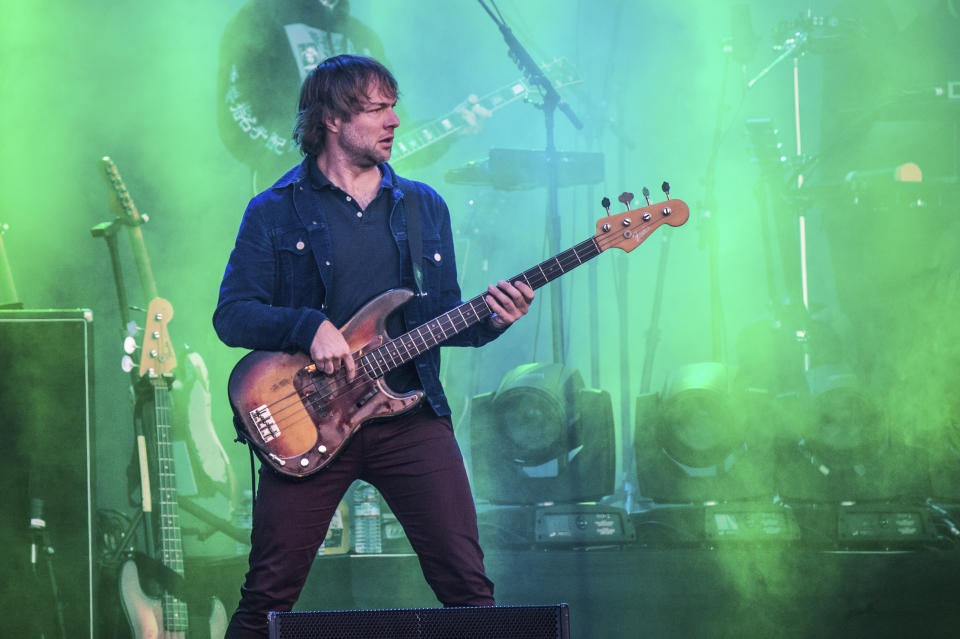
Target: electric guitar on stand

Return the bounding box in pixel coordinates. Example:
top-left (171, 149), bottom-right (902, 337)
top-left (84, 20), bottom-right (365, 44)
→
top-left (229, 194), bottom-right (689, 478)
top-left (96, 158), bottom-right (231, 637)
top-left (119, 298), bottom-right (228, 639)
top-left (100, 156), bottom-right (241, 547)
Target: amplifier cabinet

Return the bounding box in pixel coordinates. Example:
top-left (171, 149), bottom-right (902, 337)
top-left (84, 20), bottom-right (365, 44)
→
top-left (268, 603), bottom-right (570, 639)
top-left (0, 309), bottom-right (97, 639)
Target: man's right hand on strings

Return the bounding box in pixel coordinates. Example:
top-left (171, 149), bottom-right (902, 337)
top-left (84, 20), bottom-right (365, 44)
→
top-left (310, 320), bottom-right (357, 381)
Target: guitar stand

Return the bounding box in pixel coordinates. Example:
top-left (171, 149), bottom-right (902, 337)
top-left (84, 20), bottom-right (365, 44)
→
top-left (30, 512), bottom-right (68, 639)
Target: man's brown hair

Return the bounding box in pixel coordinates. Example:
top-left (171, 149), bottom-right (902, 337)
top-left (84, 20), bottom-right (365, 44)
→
top-left (293, 54), bottom-right (398, 156)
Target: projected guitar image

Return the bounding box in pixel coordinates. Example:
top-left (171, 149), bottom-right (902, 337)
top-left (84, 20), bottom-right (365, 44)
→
top-left (228, 193), bottom-right (689, 478)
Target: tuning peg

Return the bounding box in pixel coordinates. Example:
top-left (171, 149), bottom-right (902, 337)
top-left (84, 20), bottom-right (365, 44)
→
top-left (618, 192), bottom-right (634, 210)
top-left (641, 187), bottom-right (652, 205)
top-left (601, 197), bottom-right (611, 214)
top-left (120, 355), bottom-right (137, 373)
top-left (661, 181), bottom-right (671, 199)
top-left (123, 335), bottom-right (138, 355)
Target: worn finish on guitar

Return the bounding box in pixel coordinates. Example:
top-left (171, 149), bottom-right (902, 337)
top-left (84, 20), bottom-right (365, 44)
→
top-left (229, 289), bottom-right (423, 476)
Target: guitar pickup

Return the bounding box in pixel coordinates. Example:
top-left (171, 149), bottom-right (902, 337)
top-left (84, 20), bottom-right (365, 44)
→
top-left (250, 405), bottom-right (281, 443)
top-left (355, 387), bottom-right (379, 408)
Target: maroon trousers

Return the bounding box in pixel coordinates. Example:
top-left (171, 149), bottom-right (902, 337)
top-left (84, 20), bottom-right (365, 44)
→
top-left (224, 408), bottom-right (494, 638)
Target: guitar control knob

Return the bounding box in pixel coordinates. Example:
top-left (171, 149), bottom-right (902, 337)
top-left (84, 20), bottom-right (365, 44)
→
top-left (318, 445), bottom-right (327, 454)
top-left (300, 458), bottom-right (310, 467)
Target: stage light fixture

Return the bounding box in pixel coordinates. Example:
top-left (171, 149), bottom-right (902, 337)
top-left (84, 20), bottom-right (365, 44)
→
top-left (775, 364), bottom-right (931, 503)
top-left (634, 362), bottom-right (775, 504)
top-left (469, 363), bottom-right (615, 505)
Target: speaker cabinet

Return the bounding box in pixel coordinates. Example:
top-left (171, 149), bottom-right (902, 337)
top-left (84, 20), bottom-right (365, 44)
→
top-left (268, 604), bottom-right (569, 639)
top-left (0, 309), bottom-right (97, 638)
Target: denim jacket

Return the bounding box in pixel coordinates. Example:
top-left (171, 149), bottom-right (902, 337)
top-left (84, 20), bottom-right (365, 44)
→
top-left (213, 158), bottom-right (504, 416)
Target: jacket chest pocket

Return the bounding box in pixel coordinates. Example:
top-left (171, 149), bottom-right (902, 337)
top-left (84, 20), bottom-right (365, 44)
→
top-left (420, 238), bottom-right (446, 289)
top-left (276, 230), bottom-right (324, 307)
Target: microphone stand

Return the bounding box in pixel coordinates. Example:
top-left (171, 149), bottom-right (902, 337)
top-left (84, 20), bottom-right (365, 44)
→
top-left (30, 498), bottom-right (67, 639)
top-left (477, 0), bottom-right (583, 364)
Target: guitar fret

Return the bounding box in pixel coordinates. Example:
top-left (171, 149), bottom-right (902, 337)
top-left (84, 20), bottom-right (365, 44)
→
top-left (438, 316), bottom-right (453, 338)
top-left (400, 334), bottom-right (418, 358)
top-left (433, 318), bottom-right (448, 341)
top-left (370, 353), bottom-right (387, 376)
top-left (383, 343), bottom-right (399, 368)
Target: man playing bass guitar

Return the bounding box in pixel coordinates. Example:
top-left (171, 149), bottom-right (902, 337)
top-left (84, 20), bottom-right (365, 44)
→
top-left (213, 54), bottom-right (534, 639)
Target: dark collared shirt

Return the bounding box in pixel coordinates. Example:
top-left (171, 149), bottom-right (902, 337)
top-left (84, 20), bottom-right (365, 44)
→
top-left (306, 159), bottom-right (418, 392)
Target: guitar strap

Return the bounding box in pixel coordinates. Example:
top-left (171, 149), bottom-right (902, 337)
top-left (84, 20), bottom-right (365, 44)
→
top-left (399, 182), bottom-right (424, 293)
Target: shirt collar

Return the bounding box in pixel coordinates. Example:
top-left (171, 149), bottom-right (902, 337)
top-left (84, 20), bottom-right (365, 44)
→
top-left (305, 156), bottom-right (395, 194)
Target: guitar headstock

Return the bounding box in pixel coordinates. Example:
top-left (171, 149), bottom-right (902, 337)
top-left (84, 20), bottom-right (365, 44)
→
top-left (100, 156), bottom-right (145, 226)
top-left (140, 297), bottom-right (177, 379)
top-left (594, 198), bottom-right (690, 253)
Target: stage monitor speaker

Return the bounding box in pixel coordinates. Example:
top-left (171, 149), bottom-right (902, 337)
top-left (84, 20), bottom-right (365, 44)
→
top-left (0, 309), bottom-right (97, 639)
top-left (268, 604), bottom-right (570, 639)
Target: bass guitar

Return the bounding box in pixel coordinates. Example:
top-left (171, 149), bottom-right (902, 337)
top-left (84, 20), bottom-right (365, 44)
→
top-left (119, 298), bottom-right (228, 638)
top-left (101, 157), bottom-right (240, 552)
top-left (229, 196), bottom-right (689, 478)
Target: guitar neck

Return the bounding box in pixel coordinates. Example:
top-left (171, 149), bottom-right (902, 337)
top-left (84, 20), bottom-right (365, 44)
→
top-left (152, 381), bottom-right (189, 632)
top-left (100, 157), bottom-right (160, 301)
top-left (361, 236), bottom-right (600, 378)
top-left (391, 78), bottom-right (531, 163)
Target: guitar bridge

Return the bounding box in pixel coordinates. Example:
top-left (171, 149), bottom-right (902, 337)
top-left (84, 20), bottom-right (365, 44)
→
top-left (250, 405), bottom-right (281, 443)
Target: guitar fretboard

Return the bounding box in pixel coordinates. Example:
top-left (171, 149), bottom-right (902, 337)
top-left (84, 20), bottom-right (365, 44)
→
top-left (360, 236), bottom-right (600, 378)
top-left (153, 382), bottom-right (189, 633)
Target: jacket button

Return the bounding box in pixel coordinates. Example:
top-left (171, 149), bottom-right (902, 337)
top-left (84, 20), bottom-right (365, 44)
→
top-left (434, 253), bottom-right (442, 262)
top-left (296, 241), bottom-right (305, 250)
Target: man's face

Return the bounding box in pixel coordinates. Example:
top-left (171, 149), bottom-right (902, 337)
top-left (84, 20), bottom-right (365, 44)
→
top-left (331, 83), bottom-right (399, 168)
